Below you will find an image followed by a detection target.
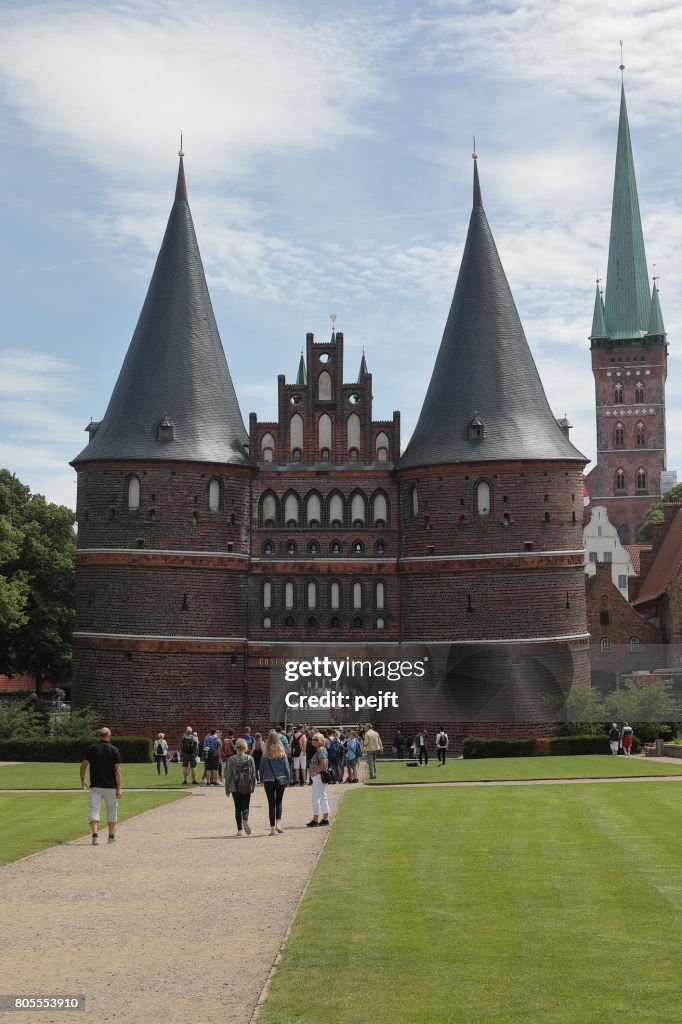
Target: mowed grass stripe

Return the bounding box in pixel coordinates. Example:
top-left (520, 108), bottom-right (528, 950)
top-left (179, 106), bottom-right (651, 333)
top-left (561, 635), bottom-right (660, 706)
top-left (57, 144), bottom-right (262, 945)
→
top-left (0, 791), bottom-right (188, 866)
top-left (0, 761), bottom-right (192, 790)
top-left (365, 754), bottom-right (682, 784)
top-left (259, 783), bottom-right (682, 1024)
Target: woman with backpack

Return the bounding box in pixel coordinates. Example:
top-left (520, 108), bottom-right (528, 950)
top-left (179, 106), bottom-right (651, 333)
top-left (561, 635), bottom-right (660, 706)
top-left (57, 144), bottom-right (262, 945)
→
top-left (153, 733), bottom-right (169, 776)
top-left (224, 737), bottom-right (256, 837)
top-left (307, 733), bottom-right (331, 827)
top-left (328, 730), bottom-right (342, 783)
top-left (260, 729), bottom-right (289, 836)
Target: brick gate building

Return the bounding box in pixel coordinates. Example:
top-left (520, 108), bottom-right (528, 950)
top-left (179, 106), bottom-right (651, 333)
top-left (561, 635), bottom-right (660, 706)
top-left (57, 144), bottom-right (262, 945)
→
top-left (71, 152), bottom-right (589, 746)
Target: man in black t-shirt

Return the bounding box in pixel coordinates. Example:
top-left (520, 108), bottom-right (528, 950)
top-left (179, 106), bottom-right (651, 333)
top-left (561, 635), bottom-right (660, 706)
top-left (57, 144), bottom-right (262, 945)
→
top-left (80, 727), bottom-right (122, 845)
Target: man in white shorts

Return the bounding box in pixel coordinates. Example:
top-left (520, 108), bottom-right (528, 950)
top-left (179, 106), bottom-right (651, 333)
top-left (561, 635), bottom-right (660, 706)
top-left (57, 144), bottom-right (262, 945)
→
top-left (291, 725), bottom-right (307, 786)
top-left (80, 727), bottom-right (123, 845)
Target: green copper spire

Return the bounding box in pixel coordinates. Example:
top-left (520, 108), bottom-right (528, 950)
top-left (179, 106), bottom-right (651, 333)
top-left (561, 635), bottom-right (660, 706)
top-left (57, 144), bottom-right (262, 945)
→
top-left (296, 350), bottom-right (307, 385)
top-left (590, 284), bottom-right (607, 338)
top-left (604, 86), bottom-right (651, 339)
top-left (647, 284), bottom-right (665, 335)
top-left (357, 351), bottom-right (368, 382)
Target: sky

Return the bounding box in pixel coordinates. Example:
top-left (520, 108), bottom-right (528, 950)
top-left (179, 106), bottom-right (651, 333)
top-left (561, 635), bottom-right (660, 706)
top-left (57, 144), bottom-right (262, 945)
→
top-left (0, 0), bottom-right (680, 511)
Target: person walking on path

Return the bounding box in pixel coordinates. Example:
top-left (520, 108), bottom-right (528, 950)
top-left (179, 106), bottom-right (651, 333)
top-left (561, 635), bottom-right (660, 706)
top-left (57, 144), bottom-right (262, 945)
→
top-left (363, 723), bottom-right (383, 780)
top-left (307, 733), bottom-right (330, 827)
top-left (417, 729), bottom-right (429, 766)
top-left (291, 725), bottom-right (307, 786)
top-left (180, 727), bottom-right (199, 785)
top-left (252, 732), bottom-right (264, 782)
top-left (80, 726), bottom-right (122, 845)
top-left (153, 733), bottom-right (169, 776)
top-left (436, 728), bottom-right (449, 767)
top-left (609, 723), bottom-right (620, 756)
top-left (260, 730), bottom-right (289, 836)
top-left (620, 722), bottom-right (634, 757)
top-left (225, 737), bottom-right (256, 837)
top-left (202, 729), bottom-right (222, 786)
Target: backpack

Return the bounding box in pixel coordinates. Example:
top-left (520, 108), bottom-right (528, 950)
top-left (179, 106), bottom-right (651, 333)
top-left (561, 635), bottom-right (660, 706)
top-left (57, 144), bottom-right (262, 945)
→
top-left (291, 733), bottom-right (302, 757)
top-left (346, 738), bottom-right (358, 760)
top-left (181, 735), bottom-right (194, 755)
top-left (437, 733), bottom-right (447, 748)
top-left (236, 758), bottom-right (251, 794)
top-left (155, 740), bottom-right (165, 756)
top-left (329, 738), bottom-right (341, 758)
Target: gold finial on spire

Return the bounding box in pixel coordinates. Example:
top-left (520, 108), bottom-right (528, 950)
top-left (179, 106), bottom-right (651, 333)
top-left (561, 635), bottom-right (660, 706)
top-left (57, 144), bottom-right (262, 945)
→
top-left (472, 134), bottom-right (478, 160)
top-left (619, 40), bottom-right (625, 81)
top-left (178, 131), bottom-right (185, 158)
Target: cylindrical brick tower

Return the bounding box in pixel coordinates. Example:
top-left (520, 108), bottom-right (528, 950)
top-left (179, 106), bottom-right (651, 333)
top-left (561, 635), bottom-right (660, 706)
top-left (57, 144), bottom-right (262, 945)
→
top-left (396, 159), bottom-right (589, 745)
top-left (71, 156), bottom-right (254, 739)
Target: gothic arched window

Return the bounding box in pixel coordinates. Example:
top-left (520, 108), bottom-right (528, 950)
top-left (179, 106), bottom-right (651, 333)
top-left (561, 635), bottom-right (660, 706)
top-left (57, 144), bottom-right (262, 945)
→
top-left (372, 491), bottom-right (388, 526)
top-left (208, 478), bottom-right (222, 512)
top-left (127, 475), bottom-right (141, 510)
top-left (330, 581), bottom-right (341, 610)
top-left (636, 468), bottom-right (647, 491)
top-left (635, 385), bottom-right (644, 403)
top-left (351, 492), bottom-right (366, 525)
top-left (261, 433), bottom-right (275, 462)
top-left (318, 371), bottom-right (332, 401)
top-left (614, 422), bottom-right (624, 447)
top-left (615, 469), bottom-right (626, 492)
top-left (307, 582), bottom-right (318, 609)
top-left (261, 491), bottom-right (277, 527)
top-left (262, 581), bottom-right (272, 610)
top-left (306, 492), bottom-right (322, 526)
top-left (318, 414), bottom-right (332, 454)
top-left (289, 413), bottom-right (303, 454)
top-left (475, 479), bottom-right (492, 517)
top-left (347, 412), bottom-right (361, 453)
top-left (614, 384), bottom-right (623, 404)
top-left (284, 581), bottom-right (295, 609)
top-left (352, 582), bottom-right (363, 609)
top-left (329, 492), bottom-right (344, 527)
top-left (410, 484), bottom-right (419, 517)
top-left (284, 492), bottom-right (300, 527)
top-left (375, 581), bottom-right (385, 609)
top-left (635, 422), bottom-right (646, 446)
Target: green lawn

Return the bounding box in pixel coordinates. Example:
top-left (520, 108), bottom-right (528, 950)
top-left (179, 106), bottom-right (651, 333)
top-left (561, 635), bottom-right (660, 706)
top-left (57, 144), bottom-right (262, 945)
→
top-left (0, 761), bottom-right (195, 790)
top-left (260, 782), bottom-right (682, 1024)
top-left (366, 754), bottom-right (682, 784)
top-left (0, 790), bottom-right (188, 866)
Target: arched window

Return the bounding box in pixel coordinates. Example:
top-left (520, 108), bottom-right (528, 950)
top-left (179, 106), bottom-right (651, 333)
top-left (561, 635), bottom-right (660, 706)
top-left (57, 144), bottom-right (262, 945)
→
top-left (629, 636), bottom-right (640, 653)
top-left (375, 540), bottom-right (386, 554)
top-left (614, 384), bottom-right (623, 404)
top-left (410, 484), bottom-right (419, 517)
top-left (308, 540), bottom-right (319, 555)
top-left (284, 493), bottom-right (300, 526)
top-left (330, 581), bottom-right (341, 610)
top-left (284, 581), bottom-right (295, 609)
top-left (635, 385), bottom-right (644, 403)
top-left (376, 431), bottom-right (389, 461)
top-left (635, 422), bottom-right (645, 446)
top-left (286, 541), bottom-right (297, 555)
top-left (263, 581), bottom-right (272, 609)
top-left (307, 615), bottom-right (319, 630)
top-left (615, 469), bottom-right (626, 491)
top-left (127, 475), bottom-right (140, 510)
top-left (318, 414), bottom-right (332, 454)
top-left (475, 479), bottom-right (491, 517)
top-left (292, 449), bottom-right (302, 463)
top-left (636, 468), bottom-right (647, 491)
top-left (329, 492), bottom-right (344, 527)
top-left (347, 412), bottom-right (361, 453)
top-left (600, 637), bottom-right (612, 654)
top-left (352, 616), bottom-right (363, 629)
top-left (375, 617), bottom-right (385, 630)
top-left (306, 492), bottom-right (322, 526)
top-left (353, 539), bottom-right (364, 553)
top-left (261, 492), bottom-right (277, 527)
top-left (375, 582), bottom-right (385, 609)
top-left (614, 422), bottom-right (624, 447)
top-left (290, 413), bottom-right (303, 454)
top-left (261, 433), bottom-right (275, 462)
top-left (330, 540), bottom-right (342, 555)
top-left (307, 582), bottom-right (318, 609)
top-left (263, 616), bottom-right (272, 629)
top-left (318, 371), bottom-right (332, 401)
top-left (262, 540), bottom-right (274, 556)
top-left (330, 616), bottom-right (340, 629)
top-left (353, 582), bottom-right (363, 609)
top-left (285, 615), bottom-right (295, 628)
top-left (502, 513), bottom-right (510, 528)
top-left (208, 478), bottom-right (222, 512)
top-left (372, 492), bottom-right (388, 526)
top-left (351, 493), bottom-right (366, 525)
top-left (321, 449), bottom-right (330, 462)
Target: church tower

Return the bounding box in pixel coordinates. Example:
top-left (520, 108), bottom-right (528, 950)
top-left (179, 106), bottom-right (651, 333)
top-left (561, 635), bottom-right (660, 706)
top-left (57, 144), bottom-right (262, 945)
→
top-left (585, 83), bottom-right (668, 543)
top-left (397, 158), bottom-right (589, 735)
top-left (71, 154), bottom-right (254, 735)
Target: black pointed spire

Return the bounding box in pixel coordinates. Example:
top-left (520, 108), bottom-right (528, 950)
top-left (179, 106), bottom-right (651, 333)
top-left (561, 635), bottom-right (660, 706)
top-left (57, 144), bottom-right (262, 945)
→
top-left (73, 155), bottom-right (251, 467)
top-left (473, 157), bottom-right (482, 208)
top-left (400, 160), bottom-right (585, 469)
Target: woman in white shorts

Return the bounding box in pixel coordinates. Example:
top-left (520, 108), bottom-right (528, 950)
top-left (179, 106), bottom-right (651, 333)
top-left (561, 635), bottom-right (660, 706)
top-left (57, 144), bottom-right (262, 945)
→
top-left (306, 734), bottom-right (330, 828)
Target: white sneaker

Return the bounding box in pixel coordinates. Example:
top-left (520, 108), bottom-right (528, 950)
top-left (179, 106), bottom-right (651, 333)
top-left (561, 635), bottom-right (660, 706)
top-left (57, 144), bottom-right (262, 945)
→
top-left (236, 830), bottom-right (244, 838)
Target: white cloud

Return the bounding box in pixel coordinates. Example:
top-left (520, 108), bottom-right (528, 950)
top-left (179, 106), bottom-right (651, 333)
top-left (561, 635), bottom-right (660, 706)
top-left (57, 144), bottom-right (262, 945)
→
top-left (0, 1), bottom-right (383, 185)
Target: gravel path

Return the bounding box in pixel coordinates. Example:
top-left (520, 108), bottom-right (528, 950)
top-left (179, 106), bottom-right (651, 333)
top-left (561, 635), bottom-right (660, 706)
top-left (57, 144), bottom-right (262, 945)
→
top-left (0, 781), bottom-right (345, 1024)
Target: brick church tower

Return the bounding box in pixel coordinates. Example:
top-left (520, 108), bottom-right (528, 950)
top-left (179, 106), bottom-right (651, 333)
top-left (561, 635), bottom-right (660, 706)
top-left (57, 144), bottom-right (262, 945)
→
top-left (585, 84), bottom-right (668, 543)
top-left (71, 156), bottom-right (255, 733)
top-left (397, 159), bottom-right (590, 731)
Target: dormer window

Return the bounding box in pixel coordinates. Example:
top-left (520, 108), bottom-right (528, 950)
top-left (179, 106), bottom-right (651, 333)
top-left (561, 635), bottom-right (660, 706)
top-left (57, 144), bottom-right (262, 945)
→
top-left (467, 414), bottom-right (485, 441)
top-left (157, 414), bottom-right (174, 442)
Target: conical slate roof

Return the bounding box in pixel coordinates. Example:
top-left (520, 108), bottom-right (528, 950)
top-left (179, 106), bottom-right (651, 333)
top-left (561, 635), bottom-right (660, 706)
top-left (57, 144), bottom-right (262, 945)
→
top-left (73, 157), bottom-right (251, 466)
top-left (590, 285), bottom-right (607, 338)
top-left (603, 87), bottom-right (651, 339)
top-left (399, 161), bottom-right (585, 469)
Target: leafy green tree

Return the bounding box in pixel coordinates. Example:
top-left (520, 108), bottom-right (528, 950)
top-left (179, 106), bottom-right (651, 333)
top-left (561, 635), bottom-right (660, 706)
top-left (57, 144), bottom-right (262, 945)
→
top-left (0, 699), bottom-right (47, 741)
top-left (546, 685), bottom-right (606, 736)
top-left (605, 676), bottom-right (678, 734)
top-left (640, 483), bottom-right (682, 540)
top-left (0, 470), bottom-right (75, 690)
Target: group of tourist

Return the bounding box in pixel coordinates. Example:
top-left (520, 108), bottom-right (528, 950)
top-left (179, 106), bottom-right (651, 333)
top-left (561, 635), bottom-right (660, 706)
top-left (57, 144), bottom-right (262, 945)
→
top-left (390, 728), bottom-right (450, 765)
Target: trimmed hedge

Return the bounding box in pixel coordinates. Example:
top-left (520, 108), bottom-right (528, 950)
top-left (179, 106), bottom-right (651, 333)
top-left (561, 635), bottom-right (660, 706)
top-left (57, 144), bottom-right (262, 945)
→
top-left (0, 736), bottom-right (153, 763)
top-left (462, 735), bottom-right (633, 758)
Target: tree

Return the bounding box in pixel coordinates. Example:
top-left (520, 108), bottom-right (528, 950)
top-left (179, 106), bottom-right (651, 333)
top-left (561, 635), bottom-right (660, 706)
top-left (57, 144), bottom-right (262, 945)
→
top-left (0, 470), bottom-right (75, 690)
top-left (545, 684), bottom-right (606, 736)
top-left (605, 676), bottom-right (678, 734)
top-left (640, 483), bottom-right (682, 540)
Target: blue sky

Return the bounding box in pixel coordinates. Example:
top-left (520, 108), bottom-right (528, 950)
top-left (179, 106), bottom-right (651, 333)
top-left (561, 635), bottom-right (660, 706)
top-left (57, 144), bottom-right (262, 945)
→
top-left (0, 0), bottom-right (680, 510)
